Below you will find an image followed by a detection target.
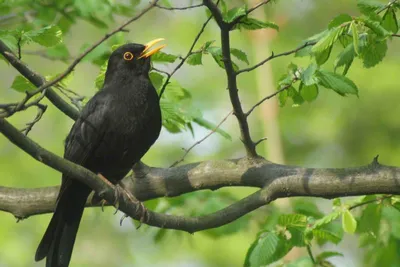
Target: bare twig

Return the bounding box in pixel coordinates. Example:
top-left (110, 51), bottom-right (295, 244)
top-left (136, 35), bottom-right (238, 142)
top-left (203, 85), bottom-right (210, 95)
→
top-left (170, 110), bottom-right (233, 167)
top-left (349, 195), bottom-right (392, 210)
top-left (20, 104), bottom-right (47, 135)
top-left (203, 0), bottom-right (257, 157)
top-left (393, 34), bottom-right (400, 37)
top-left (236, 42), bottom-right (315, 75)
top-left (155, 3), bottom-right (204, 10)
top-left (158, 9), bottom-right (215, 97)
top-left (246, 81), bottom-right (296, 117)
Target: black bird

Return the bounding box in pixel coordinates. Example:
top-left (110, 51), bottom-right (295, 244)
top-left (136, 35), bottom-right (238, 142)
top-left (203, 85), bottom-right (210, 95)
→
top-left (35, 39), bottom-right (165, 267)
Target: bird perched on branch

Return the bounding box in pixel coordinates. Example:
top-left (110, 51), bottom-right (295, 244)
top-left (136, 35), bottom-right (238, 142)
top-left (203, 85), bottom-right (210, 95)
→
top-left (35, 39), bottom-right (165, 267)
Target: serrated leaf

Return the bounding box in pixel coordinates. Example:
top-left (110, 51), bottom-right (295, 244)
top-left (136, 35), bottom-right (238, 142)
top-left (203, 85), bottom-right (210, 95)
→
top-left (278, 214), bottom-right (307, 227)
top-left (224, 5), bottom-right (247, 23)
top-left (207, 46), bottom-right (238, 71)
top-left (362, 18), bottom-right (391, 37)
top-left (95, 61), bottom-right (108, 89)
top-left (357, 0), bottom-right (385, 16)
top-left (186, 53), bottom-right (203, 65)
top-left (342, 209), bottom-right (357, 234)
top-left (151, 51), bottom-right (178, 63)
top-left (334, 43), bottom-right (355, 75)
top-left (312, 229), bottom-right (342, 244)
top-left (361, 39), bottom-right (387, 68)
top-left (300, 83), bottom-right (319, 102)
top-left (235, 17), bottom-right (279, 31)
top-left (316, 70), bottom-right (358, 96)
top-left (193, 117), bottom-right (232, 140)
top-left (382, 8), bottom-right (398, 33)
top-left (312, 27), bottom-right (343, 65)
top-left (24, 25), bottom-right (63, 47)
top-left (328, 14), bottom-right (352, 29)
top-left (279, 89), bottom-right (288, 107)
top-left (287, 227), bottom-right (306, 247)
top-left (311, 211), bottom-right (341, 230)
top-left (300, 63), bottom-right (318, 86)
top-left (11, 75), bottom-right (36, 93)
top-left (244, 231), bottom-right (292, 267)
top-left (230, 48), bottom-right (249, 64)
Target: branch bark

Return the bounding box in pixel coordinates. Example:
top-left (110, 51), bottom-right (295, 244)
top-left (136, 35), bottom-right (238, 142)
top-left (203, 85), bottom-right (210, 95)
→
top-left (203, 0), bottom-right (257, 157)
top-left (1, 118), bottom-right (400, 234)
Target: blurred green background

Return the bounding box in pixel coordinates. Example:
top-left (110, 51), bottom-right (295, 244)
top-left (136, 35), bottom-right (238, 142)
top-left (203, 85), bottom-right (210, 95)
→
top-left (1, 0), bottom-right (399, 266)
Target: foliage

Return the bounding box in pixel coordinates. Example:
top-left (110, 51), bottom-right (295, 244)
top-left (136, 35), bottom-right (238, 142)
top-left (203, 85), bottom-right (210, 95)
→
top-left (1, 0), bottom-right (400, 266)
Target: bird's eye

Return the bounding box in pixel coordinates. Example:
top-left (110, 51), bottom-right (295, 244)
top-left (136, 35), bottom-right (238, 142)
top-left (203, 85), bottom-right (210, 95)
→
top-left (123, 52), bottom-right (134, 61)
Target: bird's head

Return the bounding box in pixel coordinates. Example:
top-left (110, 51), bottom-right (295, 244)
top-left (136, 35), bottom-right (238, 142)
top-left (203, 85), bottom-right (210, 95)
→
top-left (104, 38), bottom-right (165, 82)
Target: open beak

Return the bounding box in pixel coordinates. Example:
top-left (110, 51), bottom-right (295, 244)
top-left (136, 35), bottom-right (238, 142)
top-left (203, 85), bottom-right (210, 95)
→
top-left (138, 38), bottom-right (166, 59)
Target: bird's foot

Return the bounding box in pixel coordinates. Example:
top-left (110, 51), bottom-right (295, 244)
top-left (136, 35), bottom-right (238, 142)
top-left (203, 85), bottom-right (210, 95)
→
top-left (114, 182), bottom-right (149, 227)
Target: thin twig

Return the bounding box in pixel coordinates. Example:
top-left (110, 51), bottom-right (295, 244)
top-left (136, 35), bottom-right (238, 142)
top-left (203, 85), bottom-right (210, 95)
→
top-left (349, 195), bottom-right (392, 210)
top-left (158, 8), bottom-right (216, 97)
top-left (246, 81), bottom-right (296, 117)
top-left (21, 104), bottom-right (47, 135)
top-left (306, 245), bottom-right (316, 264)
top-left (170, 110), bottom-right (233, 167)
top-left (393, 34), bottom-right (400, 37)
top-left (155, 3), bottom-right (204, 10)
top-left (236, 42), bottom-right (315, 75)
top-left (24, 0), bottom-right (159, 104)
top-left (228, 0), bottom-right (273, 28)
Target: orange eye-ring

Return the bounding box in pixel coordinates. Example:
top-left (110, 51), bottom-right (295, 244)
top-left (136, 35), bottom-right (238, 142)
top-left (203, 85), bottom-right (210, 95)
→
top-left (123, 52), bottom-right (134, 61)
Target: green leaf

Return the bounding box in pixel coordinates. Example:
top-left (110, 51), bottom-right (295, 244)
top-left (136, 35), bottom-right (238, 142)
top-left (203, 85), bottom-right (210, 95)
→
top-left (46, 43), bottom-right (70, 60)
top-left (11, 75), bottom-right (36, 93)
top-left (351, 22), bottom-right (360, 55)
top-left (357, 0), bottom-right (385, 16)
top-left (24, 25), bottom-right (63, 47)
top-left (361, 39), bottom-right (387, 68)
top-left (334, 43), bottom-right (355, 75)
top-left (311, 211), bottom-right (341, 230)
top-left (291, 198), bottom-right (324, 219)
top-left (316, 251), bottom-right (343, 261)
top-left (149, 72), bottom-right (164, 90)
top-left (95, 61), bottom-right (108, 89)
top-left (361, 18), bottom-right (391, 37)
top-left (223, 5), bottom-right (247, 23)
top-left (278, 214), bottom-right (307, 228)
top-left (230, 48), bottom-right (249, 64)
top-left (300, 84), bottom-right (319, 102)
top-left (279, 89), bottom-right (288, 107)
top-left (287, 227), bottom-right (307, 247)
top-left (193, 117), bottom-right (232, 140)
top-left (284, 257), bottom-right (314, 267)
top-left (186, 53), bottom-right (203, 65)
top-left (316, 70), bottom-right (358, 96)
top-left (312, 27), bottom-right (343, 65)
top-left (207, 47), bottom-right (238, 71)
top-left (235, 17), bottom-right (279, 31)
top-left (328, 14), bottom-right (352, 29)
top-left (312, 229), bottom-right (342, 244)
top-left (244, 231), bottom-right (292, 267)
top-left (300, 63), bottom-right (318, 86)
top-left (342, 209), bottom-right (357, 234)
top-left (151, 51), bottom-right (178, 63)
top-left (382, 8), bottom-right (399, 33)
top-left (357, 202), bottom-right (382, 234)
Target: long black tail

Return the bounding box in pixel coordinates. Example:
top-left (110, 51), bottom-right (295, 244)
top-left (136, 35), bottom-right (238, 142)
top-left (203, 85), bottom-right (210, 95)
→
top-left (35, 179), bottom-right (91, 267)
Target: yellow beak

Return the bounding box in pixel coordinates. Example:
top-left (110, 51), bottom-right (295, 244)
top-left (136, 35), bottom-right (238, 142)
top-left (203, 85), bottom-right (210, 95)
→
top-left (139, 38), bottom-right (166, 59)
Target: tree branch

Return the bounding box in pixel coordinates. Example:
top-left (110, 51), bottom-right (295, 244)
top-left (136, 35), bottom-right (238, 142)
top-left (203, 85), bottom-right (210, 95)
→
top-left (2, 121), bottom-right (400, 234)
top-left (203, 0), bottom-right (257, 157)
top-left (0, 40), bottom-right (80, 120)
top-left (155, 3), bottom-right (204, 10)
top-left (236, 42), bottom-right (315, 75)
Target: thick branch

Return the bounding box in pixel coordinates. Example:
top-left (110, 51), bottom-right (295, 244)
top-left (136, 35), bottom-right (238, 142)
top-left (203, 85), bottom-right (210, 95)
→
top-left (0, 40), bottom-right (79, 120)
top-left (203, 0), bottom-right (257, 157)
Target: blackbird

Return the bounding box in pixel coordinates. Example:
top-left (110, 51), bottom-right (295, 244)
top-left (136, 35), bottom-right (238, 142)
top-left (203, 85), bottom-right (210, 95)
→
top-left (34, 39), bottom-right (165, 267)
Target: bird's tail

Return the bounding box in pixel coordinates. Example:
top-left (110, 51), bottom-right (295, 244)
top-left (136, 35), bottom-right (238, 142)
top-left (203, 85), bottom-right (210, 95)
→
top-left (35, 179), bottom-right (91, 267)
